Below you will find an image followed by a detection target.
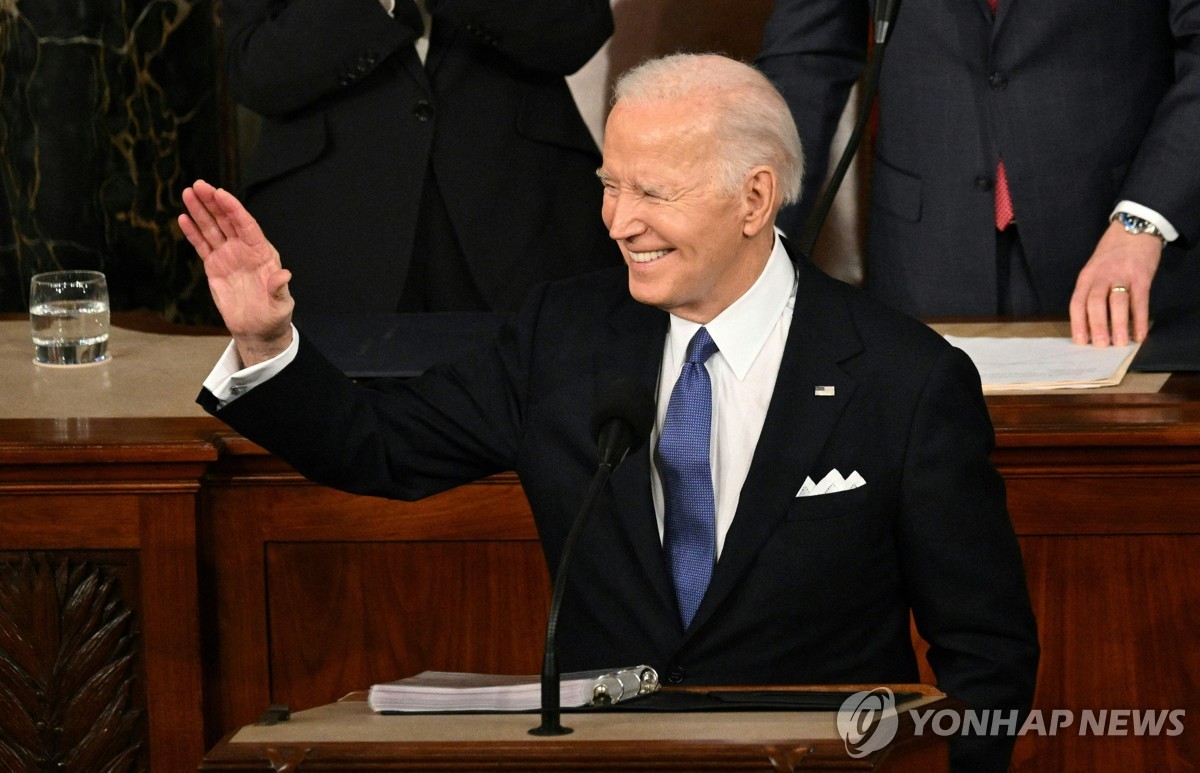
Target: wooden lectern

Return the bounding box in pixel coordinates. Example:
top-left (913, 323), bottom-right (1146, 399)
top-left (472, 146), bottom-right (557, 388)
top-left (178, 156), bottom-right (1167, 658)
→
top-left (200, 685), bottom-right (956, 772)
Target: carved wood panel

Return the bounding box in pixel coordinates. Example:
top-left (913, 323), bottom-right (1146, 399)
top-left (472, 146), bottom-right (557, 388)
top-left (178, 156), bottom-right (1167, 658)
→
top-left (0, 551), bottom-right (147, 772)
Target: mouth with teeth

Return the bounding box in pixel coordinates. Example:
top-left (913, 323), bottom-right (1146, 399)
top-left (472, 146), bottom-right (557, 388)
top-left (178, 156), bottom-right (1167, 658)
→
top-left (628, 248), bottom-right (671, 264)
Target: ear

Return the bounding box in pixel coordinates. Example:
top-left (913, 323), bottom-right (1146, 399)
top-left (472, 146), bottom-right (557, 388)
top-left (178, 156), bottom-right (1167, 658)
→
top-left (740, 166), bottom-right (777, 238)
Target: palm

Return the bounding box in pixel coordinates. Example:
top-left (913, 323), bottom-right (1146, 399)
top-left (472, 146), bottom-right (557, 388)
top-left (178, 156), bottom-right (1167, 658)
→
top-left (204, 228), bottom-right (289, 338)
top-left (179, 180), bottom-right (294, 344)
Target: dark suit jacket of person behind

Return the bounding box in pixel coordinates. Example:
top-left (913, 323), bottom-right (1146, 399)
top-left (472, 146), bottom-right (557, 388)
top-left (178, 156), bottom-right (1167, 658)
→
top-left (223, 0), bottom-right (620, 313)
top-left (200, 253), bottom-right (1039, 771)
top-left (758, 0), bottom-right (1200, 319)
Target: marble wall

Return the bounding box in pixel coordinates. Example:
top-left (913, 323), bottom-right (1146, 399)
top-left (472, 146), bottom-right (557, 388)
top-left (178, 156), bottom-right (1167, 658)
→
top-left (0, 0), bottom-right (225, 324)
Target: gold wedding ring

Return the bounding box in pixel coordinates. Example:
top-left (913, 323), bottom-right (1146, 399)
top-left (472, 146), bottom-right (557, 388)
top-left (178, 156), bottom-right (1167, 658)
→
top-left (1110, 286), bottom-right (1129, 294)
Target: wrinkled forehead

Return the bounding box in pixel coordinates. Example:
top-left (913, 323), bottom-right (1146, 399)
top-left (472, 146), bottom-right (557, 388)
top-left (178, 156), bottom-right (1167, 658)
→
top-left (601, 100), bottom-right (720, 179)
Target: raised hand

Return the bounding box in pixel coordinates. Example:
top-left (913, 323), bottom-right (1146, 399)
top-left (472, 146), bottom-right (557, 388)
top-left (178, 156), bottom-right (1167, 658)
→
top-left (179, 180), bottom-right (295, 366)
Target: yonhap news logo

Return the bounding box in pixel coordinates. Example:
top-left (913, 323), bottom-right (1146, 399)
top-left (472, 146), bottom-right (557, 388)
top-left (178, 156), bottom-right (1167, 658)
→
top-left (837, 687), bottom-right (900, 758)
top-left (836, 689), bottom-right (1186, 756)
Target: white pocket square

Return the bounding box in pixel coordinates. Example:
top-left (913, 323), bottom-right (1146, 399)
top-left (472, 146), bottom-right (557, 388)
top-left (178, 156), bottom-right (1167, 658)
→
top-left (797, 468), bottom-right (866, 497)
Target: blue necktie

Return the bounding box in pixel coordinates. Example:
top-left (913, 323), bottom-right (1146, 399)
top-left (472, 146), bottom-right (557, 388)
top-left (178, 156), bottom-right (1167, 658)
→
top-left (657, 327), bottom-right (719, 629)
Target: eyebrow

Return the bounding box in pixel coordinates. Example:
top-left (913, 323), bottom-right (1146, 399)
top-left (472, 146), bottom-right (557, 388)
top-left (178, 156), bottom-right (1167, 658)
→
top-left (595, 171), bottom-right (669, 195)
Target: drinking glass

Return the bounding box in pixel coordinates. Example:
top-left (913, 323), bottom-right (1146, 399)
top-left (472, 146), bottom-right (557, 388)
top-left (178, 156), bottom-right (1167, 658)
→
top-left (29, 270), bottom-right (111, 365)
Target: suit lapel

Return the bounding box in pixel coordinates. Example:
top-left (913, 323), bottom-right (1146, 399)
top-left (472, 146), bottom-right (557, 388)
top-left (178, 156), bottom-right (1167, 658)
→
top-left (423, 15), bottom-right (452, 75)
top-left (593, 294), bottom-right (679, 621)
top-left (976, 0), bottom-right (1011, 33)
top-left (394, 45), bottom-right (430, 90)
top-left (684, 257), bottom-right (863, 637)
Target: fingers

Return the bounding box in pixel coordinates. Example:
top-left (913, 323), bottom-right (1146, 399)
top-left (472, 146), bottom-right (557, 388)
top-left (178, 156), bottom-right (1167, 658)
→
top-left (180, 181), bottom-right (226, 256)
top-left (1068, 291), bottom-right (1089, 346)
top-left (266, 269), bottom-right (293, 300)
top-left (1069, 281), bottom-right (1140, 348)
top-left (212, 186), bottom-right (268, 249)
top-left (177, 211), bottom-right (210, 258)
top-left (1069, 279), bottom-right (1111, 347)
top-left (1069, 223), bottom-right (1163, 346)
top-left (181, 179), bottom-right (262, 249)
top-left (1087, 286), bottom-right (1113, 348)
top-left (1107, 286), bottom-right (1131, 347)
top-left (1130, 288), bottom-right (1152, 343)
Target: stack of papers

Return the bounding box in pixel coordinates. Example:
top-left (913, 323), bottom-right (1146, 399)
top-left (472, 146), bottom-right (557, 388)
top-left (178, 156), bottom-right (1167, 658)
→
top-left (368, 666), bottom-right (658, 713)
top-left (942, 334), bottom-right (1140, 393)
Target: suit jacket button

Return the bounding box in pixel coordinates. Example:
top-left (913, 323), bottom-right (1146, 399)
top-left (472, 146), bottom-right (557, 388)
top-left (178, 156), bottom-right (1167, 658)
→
top-left (974, 175), bottom-right (994, 191)
top-left (988, 71), bottom-right (1008, 89)
top-left (666, 667), bottom-right (686, 685)
top-left (413, 100), bottom-right (434, 121)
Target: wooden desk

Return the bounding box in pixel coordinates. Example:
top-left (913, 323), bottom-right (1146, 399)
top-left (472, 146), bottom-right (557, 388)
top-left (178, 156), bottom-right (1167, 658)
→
top-left (0, 316), bottom-right (230, 771)
top-left (984, 374), bottom-right (1200, 772)
top-left (200, 687), bottom-right (954, 772)
top-left (0, 316), bottom-right (1196, 771)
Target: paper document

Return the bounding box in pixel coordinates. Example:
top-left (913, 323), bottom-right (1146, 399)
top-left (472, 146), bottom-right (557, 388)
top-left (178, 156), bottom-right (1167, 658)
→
top-left (943, 335), bottom-right (1140, 392)
top-left (368, 665), bottom-right (659, 713)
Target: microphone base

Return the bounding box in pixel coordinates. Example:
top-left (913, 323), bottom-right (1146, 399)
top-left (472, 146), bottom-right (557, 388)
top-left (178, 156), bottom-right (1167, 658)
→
top-left (529, 721), bottom-right (574, 736)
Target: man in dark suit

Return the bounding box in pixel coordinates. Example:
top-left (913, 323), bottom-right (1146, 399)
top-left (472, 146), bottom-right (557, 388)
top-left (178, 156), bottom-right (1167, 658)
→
top-left (180, 53), bottom-right (1038, 772)
top-left (757, 0), bottom-right (1200, 348)
top-left (224, 0), bottom-right (619, 313)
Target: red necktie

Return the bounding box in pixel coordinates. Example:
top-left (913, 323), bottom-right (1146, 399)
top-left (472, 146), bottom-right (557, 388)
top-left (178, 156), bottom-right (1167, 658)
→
top-left (988, 0), bottom-right (1014, 230)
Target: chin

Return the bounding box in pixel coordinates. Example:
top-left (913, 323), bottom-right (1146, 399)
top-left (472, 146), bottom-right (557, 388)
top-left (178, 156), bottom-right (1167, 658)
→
top-left (627, 276), bottom-right (669, 309)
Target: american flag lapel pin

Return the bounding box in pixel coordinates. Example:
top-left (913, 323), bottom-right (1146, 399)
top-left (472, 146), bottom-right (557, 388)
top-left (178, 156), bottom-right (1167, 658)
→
top-left (814, 385), bottom-right (836, 397)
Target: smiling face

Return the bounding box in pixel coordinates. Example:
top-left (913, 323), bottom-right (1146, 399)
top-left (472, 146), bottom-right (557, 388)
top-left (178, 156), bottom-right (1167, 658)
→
top-left (598, 98), bottom-right (775, 323)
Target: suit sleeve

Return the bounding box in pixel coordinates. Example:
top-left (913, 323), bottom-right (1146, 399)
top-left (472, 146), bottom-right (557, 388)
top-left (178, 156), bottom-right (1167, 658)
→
top-left (223, 0), bottom-right (418, 117)
top-left (428, 0), bottom-right (613, 76)
top-left (1118, 0), bottom-right (1200, 246)
top-left (203, 285), bottom-right (552, 501)
top-left (898, 346), bottom-right (1040, 773)
top-left (755, 0), bottom-right (869, 238)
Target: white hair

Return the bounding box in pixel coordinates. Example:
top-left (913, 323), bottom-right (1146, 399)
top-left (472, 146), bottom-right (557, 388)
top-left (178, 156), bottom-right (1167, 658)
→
top-left (612, 53), bottom-right (804, 207)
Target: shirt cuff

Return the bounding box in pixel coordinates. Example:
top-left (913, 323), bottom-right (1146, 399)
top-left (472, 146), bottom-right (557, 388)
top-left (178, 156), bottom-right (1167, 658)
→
top-left (202, 325), bottom-right (301, 407)
top-left (1112, 200), bottom-right (1179, 242)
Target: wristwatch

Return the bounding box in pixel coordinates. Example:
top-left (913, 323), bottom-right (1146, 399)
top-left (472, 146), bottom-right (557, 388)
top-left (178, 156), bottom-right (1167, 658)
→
top-left (1111, 211), bottom-right (1166, 243)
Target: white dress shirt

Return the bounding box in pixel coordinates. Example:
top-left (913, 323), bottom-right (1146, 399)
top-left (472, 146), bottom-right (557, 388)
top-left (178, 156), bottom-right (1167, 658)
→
top-left (650, 232), bottom-right (797, 559)
top-left (1111, 200), bottom-right (1179, 242)
top-left (379, 0), bottom-right (433, 63)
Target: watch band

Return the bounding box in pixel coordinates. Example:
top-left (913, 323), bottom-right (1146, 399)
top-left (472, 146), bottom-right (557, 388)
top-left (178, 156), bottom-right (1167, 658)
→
top-left (1111, 211), bottom-right (1166, 243)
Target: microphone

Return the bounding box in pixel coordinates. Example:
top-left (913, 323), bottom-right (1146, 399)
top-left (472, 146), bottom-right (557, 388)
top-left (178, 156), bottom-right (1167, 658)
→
top-left (873, 0), bottom-right (902, 44)
top-left (591, 377), bottom-right (657, 469)
top-left (531, 378), bottom-right (655, 736)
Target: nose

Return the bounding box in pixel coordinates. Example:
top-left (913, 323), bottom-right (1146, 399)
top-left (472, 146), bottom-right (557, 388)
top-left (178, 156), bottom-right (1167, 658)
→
top-left (603, 191), bottom-right (646, 242)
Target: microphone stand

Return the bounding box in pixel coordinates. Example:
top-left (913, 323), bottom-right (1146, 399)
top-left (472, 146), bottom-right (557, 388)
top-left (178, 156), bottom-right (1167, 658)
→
top-left (796, 0), bottom-right (902, 262)
top-left (530, 422), bottom-right (633, 736)
top-left (528, 465), bottom-right (612, 735)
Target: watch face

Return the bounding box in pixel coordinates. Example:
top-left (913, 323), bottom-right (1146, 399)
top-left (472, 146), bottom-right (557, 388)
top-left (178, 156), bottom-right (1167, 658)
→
top-left (1117, 212), bottom-right (1160, 238)
top-left (1122, 214), bottom-right (1146, 232)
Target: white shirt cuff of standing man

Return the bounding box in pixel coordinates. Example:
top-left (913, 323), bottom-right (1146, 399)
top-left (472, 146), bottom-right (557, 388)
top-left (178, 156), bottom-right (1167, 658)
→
top-left (1112, 200), bottom-right (1179, 242)
top-left (204, 326), bottom-right (301, 406)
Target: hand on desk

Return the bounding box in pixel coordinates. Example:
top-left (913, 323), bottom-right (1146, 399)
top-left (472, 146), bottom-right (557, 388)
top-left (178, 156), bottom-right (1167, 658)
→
top-left (1069, 220), bottom-right (1162, 348)
top-left (179, 180), bottom-right (295, 367)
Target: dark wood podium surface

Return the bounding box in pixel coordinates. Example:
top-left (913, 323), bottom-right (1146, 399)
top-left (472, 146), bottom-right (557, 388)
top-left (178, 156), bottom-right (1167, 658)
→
top-left (0, 315), bottom-right (1196, 772)
top-left (200, 686), bottom-right (955, 772)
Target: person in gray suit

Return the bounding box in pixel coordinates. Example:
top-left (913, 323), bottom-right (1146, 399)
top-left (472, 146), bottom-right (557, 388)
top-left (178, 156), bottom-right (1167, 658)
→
top-left (224, 0), bottom-right (620, 313)
top-left (757, 0), bottom-right (1200, 347)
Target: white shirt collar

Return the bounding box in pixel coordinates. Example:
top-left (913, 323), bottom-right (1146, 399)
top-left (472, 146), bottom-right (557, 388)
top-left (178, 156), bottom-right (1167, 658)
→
top-left (666, 230), bottom-right (795, 380)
